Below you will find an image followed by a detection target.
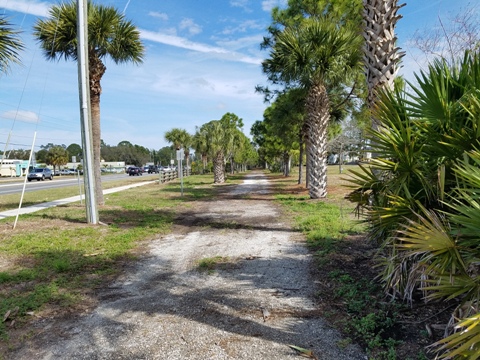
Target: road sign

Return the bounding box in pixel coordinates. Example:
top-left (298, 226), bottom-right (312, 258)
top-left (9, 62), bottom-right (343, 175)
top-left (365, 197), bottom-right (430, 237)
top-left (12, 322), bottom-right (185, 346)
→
top-left (176, 149), bottom-right (184, 161)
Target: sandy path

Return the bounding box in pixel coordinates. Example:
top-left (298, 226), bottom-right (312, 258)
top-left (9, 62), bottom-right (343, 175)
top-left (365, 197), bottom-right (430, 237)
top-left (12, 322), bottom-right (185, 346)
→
top-left (9, 172), bottom-right (366, 360)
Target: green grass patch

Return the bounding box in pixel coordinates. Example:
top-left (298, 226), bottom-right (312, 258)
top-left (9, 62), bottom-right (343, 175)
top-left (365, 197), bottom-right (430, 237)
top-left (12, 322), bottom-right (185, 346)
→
top-left (271, 172), bottom-right (412, 359)
top-left (0, 173), bottom-right (224, 343)
top-left (196, 256), bottom-right (230, 274)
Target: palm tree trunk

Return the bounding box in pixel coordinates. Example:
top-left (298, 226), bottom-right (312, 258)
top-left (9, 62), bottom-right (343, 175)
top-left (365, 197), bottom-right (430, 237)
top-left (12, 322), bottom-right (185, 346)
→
top-left (202, 154), bottom-right (207, 173)
top-left (363, 0), bottom-right (405, 130)
top-left (89, 55), bottom-right (106, 206)
top-left (298, 140), bottom-right (303, 184)
top-left (213, 152), bottom-right (225, 184)
top-left (306, 83), bottom-right (330, 199)
top-left (283, 151), bottom-right (290, 177)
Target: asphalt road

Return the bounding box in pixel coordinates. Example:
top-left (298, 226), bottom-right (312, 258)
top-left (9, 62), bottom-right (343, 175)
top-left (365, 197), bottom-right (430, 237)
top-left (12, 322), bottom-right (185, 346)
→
top-left (0, 173), bottom-right (158, 196)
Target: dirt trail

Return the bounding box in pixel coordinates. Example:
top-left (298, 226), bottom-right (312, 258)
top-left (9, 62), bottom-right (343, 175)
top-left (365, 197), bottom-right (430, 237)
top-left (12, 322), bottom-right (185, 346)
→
top-left (9, 172), bottom-right (366, 360)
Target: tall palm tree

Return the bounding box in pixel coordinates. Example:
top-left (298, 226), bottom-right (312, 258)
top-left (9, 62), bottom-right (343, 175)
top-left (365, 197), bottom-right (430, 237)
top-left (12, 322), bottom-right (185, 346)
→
top-left (200, 114), bottom-right (238, 184)
top-left (33, 1), bottom-right (144, 206)
top-left (363, 0), bottom-right (405, 128)
top-left (202, 121), bottom-right (229, 184)
top-left (45, 146), bottom-right (69, 175)
top-left (262, 18), bottom-right (362, 198)
top-left (0, 16), bottom-right (23, 74)
top-left (165, 128), bottom-right (192, 170)
top-left (164, 128), bottom-right (184, 151)
top-left (193, 126), bottom-right (209, 173)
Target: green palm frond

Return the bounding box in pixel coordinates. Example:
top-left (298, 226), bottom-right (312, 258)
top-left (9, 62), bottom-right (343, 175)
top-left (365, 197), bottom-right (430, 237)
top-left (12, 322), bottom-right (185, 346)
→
top-left (423, 274), bottom-right (480, 302)
top-left (435, 312), bottom-right (480, 359)
top-left (262, 16), bottom-right (362, 89)
top-left (397, 207), bottom-right (466, 276)
top-left (33, 0), bottom-right (144, 64)
top-left (0, 16), bottom-right (24, 73)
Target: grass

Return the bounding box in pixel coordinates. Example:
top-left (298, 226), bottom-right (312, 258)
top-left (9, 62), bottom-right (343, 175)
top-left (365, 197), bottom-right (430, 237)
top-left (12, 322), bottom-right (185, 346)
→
top-left (196, 256), bottom-right (230, 274)
top-left (267, 166), bottom-right (430, 360)
top-left (0, 173), bottom-right (236, 344)
top-left (0, 168), bottom-right (431, 359)
top-left (0, 174), bottom-right (158, 212)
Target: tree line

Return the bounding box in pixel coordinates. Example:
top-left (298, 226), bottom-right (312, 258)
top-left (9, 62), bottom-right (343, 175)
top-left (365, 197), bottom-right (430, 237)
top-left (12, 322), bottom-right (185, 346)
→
top-left (164, 112), bottom-right (258, 183)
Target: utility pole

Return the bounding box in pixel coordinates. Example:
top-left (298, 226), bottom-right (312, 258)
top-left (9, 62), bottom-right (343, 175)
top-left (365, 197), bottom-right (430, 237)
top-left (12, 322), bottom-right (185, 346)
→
top-left (77, 0), bottom-right (98, 224)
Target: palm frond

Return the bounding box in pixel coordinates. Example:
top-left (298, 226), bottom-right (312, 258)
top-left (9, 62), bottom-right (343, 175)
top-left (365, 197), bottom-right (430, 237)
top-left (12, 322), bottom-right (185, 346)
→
top-left (434, 312), bottom-right (480, 359)
top-left (0, 16), bottom-right (24, 73)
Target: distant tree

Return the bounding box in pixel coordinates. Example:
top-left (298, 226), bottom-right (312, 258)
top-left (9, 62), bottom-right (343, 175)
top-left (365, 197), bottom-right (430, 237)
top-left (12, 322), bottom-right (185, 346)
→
top-left (5, 149), bottom-right (30, 160)
top-left (0, 16), bottom-right (24, 74)
top-left (98, 140), bottom-right (150, 166)
top-left (220, 113), bottom-right (243, 175)
top-left (35, 149), bottom-right (48, 163)
top-left (199, 113), bottom-right (241, 184)
top-left (66, 143), bottom-right (82, 161)
top-left (34, 1), bottom-right (145, 206)
top-left (327, 117), bottom-right (364, 172)
top-left (157, 146), bottom-right (175, 167)
top-left (193, 127), bottom-right (209, 173)
top-left (165, 128), bottom-right (192, 169)
top-left (40, 143), bottom-right (64, 151)
top-left (233, 133), bottom-right (258, 172)
top-left (45, 146), bottom-right (69, 174)
top-left (200, 121), bottom-right (228, 183)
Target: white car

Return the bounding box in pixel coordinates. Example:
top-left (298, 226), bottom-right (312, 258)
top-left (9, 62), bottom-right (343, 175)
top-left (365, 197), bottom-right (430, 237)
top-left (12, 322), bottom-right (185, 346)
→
top-left (27, 168), bottom-right (53, 181)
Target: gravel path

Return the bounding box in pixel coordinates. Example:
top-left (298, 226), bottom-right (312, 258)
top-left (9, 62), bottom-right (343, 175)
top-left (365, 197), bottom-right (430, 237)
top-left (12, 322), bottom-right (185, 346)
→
top-left (9, 172), bottom-right (366, 360)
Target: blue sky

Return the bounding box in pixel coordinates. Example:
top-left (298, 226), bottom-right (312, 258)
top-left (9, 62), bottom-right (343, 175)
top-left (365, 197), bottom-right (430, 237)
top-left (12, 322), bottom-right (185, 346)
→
top-left (0, 0), bottom-right (476, 153)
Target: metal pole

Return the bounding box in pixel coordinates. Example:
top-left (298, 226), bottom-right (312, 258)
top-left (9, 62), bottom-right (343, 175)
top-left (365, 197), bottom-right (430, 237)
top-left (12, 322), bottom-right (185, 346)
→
top-left (180, 158), bottom-right (183, 196)
top-left (77, 169), bottom-right (83, 205)
top-left (13, 132), bottom-right (36, 229)
top-left (77, 0), bottom-right (98, 224)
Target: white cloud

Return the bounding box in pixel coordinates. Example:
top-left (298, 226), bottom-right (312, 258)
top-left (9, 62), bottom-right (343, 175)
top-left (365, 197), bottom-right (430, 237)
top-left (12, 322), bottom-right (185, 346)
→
top-left (216, 34), bottom-right (264, 51)
top-left (148, 11), bottom-right (169, 21)
top-left (230, 0), bottom-right (252, 12)
top-left (139, 29), bottom-right (262, 65)
top-left (179, 18), bottom-right (202, 36)
top-left (221, 20), bottom-right (263, 35)
top-left (1, 110), bottom-right (39, 123)
top-left (0, 0), bottom-right (50, 17)
top-left (261, 0), bottom-right (287, 12)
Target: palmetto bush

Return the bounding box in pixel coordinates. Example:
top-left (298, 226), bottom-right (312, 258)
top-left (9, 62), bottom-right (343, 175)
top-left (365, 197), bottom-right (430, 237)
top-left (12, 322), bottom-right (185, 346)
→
top-left (347, 51), bottom-right (480, 358)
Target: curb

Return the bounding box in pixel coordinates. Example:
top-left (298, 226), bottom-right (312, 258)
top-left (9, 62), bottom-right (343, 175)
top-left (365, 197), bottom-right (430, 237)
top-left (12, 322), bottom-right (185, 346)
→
top-left (0, 180), bottom-right (156, 220)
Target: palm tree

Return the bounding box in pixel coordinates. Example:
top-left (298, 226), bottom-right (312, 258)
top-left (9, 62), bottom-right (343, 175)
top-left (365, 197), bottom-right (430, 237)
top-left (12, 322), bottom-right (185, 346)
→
top-left (0, 16), bottom-right (23, 74)
top-left (199, 114), bottom-right (239, 184)
top-left (164, 128), bottom-right (185, 151)
top-left (262, 18), bottom-right (362, 198)
top-left (347, 51), bottom-right (480, 358)
top-left (202, 121), bottom-right (229, 184)
top-left (33, 1), bottom-right (144, 206)
top-left (45, 146), bottom-right (69, 175)
top-left (193, 126), bottom-right (209, 173)
top-left (165, 128), bottom-right (192, 171)
top-left (363, 0), bottom-right (405, 128)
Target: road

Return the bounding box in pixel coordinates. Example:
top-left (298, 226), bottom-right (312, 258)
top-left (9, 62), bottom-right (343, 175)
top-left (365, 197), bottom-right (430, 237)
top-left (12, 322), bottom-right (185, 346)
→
top-left (0, 173), bottom-right (158, 196)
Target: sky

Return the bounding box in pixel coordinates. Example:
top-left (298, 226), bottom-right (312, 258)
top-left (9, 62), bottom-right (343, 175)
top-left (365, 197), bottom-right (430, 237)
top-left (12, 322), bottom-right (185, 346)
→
top-left (0, 0), bottom-right (476, 153)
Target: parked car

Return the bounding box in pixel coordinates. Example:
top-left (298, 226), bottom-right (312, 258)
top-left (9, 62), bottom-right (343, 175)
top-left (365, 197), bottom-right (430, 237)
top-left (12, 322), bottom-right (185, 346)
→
top-left (128, 167), bottom-right (143, 176)
top-left (27, 168), bottom-right (53, 181)
top-left (148, 165), bottom-right (159, 174)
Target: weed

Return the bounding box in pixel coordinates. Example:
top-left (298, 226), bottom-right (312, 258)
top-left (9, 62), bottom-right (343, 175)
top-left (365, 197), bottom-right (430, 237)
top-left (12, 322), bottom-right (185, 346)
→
top-left (196, 256), bottom-right (229, 274)
top-left (337, 338), bottom-right (352, 348)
